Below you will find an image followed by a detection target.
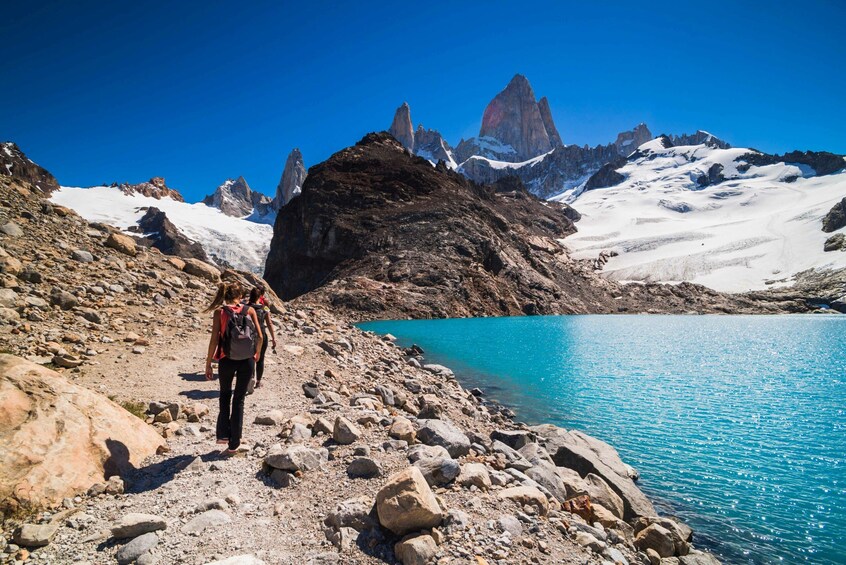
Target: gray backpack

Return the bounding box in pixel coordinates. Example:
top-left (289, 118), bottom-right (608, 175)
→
top-left (221, 306), bottom-right (257, 360)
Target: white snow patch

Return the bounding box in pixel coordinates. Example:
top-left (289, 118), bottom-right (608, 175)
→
top-left (51, 186), bottom-right (273, 274)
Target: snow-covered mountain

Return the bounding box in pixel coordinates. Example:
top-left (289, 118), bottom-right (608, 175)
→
top-left (202, 176), bottom-right (276, 224)
top-left (561, 137), bottom-right (846, 291)
top-left (51, 181), bottom-right (273, 274)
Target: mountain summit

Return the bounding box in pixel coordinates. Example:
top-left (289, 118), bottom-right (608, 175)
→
top-left (477, 74), bottom-right (558, 161)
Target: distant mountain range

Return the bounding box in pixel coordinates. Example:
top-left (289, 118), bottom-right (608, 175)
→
top-left (3, 73), bottom-right (844, 296)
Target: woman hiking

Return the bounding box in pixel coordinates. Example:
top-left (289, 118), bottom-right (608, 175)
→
top-left (246, 285), bottom-right (277, 389)
top-left (204, 282), bottom-right (263, 455)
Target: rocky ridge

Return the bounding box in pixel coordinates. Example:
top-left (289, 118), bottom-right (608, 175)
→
top-left (117, 178), bottom-right (185, 203)
top-left (0, 143), bottom-right (58, 194)
top-left (0, 171), bottom-right (724, 565)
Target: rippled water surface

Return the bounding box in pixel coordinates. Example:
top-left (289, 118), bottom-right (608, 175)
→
top-left (358, 315), bottom-right (846, 564)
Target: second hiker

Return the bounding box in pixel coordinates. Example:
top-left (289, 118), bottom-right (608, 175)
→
top-left (247, 285), bottom-right (277, 389)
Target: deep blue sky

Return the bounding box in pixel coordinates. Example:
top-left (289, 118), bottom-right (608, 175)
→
top-left (3, 1), bottom-right (844, 202)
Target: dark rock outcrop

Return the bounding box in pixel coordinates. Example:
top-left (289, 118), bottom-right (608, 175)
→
top-left (133, 207), bottom-right (209, 261)
top-left (584, 156), bottom-right (627, 191)
top-left (824, 233), bottom-right (845, 252)
top-left (0, 142), bottom-right (59, 194)
top-left (274, 149), bottom-right (307, 209)
top-left (822, 197), bottom-right (846, 233)
top-left (670, 131), bottom-right (730, 149)
top-left (737, 150), bottom-right (845, 177)
top-left (264, 133), bottom-right (798, 319)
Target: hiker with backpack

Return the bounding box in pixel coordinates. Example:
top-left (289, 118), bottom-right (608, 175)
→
top-left (204, 281), bottom-right (263, 455)
top-left (246, 285), bottom-right (277, 389)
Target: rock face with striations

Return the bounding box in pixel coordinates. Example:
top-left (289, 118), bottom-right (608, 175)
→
top-left (0, 355), bottom-right (164, 516)
top-left (0, 142), bottom-right (59, 194)
top-left (537, 97), bottom-right (563, 148)
top-left (274, 149), bottom-right (307, 209)
top-left (477, 74), bottom-right (554, 161)
top-left (389, 102), bottom-right (416, 152)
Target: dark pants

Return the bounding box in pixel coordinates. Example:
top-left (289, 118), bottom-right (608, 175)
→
top-left (256, 339), bottom-right (269, 383)
top-left (216, 357), bottom-right (254, 450)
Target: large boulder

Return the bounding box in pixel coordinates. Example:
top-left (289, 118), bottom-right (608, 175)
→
top-left (0, 355), bottom-right (165, 516)
top-left (375, 467), bottom-right (444, 535)
top-left (105, 233), bottom-right (138, 257)
top-left (182, 258), bottom-right (221, 282)
top-left (531, 424), bottom-right (654, 520)
top-left (417, 419), bottom-right (471, 458)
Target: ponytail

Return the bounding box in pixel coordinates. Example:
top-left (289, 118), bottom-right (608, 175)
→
top-left (249, 285), bottom-right (265, 304)
top-left (205, 282), bottom-right (245, 312)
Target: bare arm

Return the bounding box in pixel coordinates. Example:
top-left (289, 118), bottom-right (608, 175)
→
top-left (205, 310), bottom-right (221, 379)
top-left (265, 311), bottom-right (277, 346)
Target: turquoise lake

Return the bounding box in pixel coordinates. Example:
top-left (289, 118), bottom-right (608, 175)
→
top-left (358, 315), bottom-right (846, 564)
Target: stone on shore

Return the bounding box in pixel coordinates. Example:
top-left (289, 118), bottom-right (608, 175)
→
top-left (111, 513), bottom-right (167, 539)
top-left (585, 473), bottom-right (625, 519)
top-left (417, 419), bottom-right (471, 458)
top-left (531, 424), bottom-right (654, 520)
top-left (376, 467), bottom-right (444, 535)
top-left (635, 523), bottom-right (676, 558)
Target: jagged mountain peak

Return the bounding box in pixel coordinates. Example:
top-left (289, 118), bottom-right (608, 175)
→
top-left (274, 147), bottom-right (307, 209)
top-left (388, 102), bottom-right (415, 151)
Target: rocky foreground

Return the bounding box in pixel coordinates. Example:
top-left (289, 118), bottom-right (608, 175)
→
top-left (0, 176), bottom-right (721, 564)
